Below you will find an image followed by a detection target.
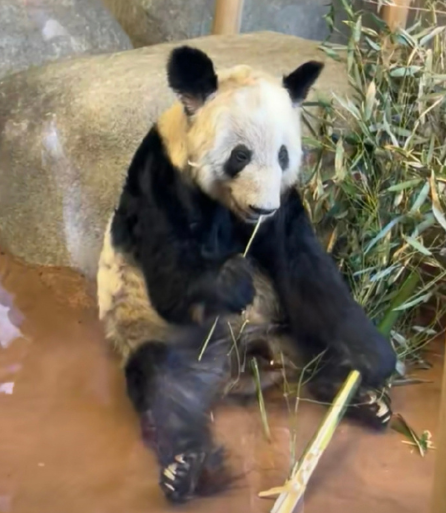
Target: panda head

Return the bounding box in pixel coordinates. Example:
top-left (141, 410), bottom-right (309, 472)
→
top-left (163, 46), bottom-right (324, 224)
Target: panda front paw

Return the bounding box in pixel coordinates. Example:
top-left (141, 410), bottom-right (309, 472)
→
top-left (160, 451), bottom-right (206, 503)
top-left (336, 313), bottom-right (397, 387)
top-left (349, 388), bottom-right (393, 430)
top-left (215, 255), bottom-right (255, 315)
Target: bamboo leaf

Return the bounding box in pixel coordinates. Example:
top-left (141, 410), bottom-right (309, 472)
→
top-left (319, 45), bottom-right (343, 62)
top-left (335, 137), bottom-right (345, 180)
top-left (420, 26), bottom-right (446, 46)
top-left (353, 16), bottom-right (362, 43)
top-left (364, 80), bottom-right (376, 121)
top-left (403, 235), bottom-right (433, 256)
top-left (394, 293), bottom-right (432, 311)
top-left (410, 182), bottom-right (430, 213)
top-left (387, 179), bottom-right (422, 192)
top-left (364, 216), bottom-right (404, 255)
top-left (390, 66), bottom-right (422, 77)
top-left (430, 171), bottom-right (446, 232)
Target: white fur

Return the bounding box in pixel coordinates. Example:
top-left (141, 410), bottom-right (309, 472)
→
top-left (158, 65), bottom-right (304, 222)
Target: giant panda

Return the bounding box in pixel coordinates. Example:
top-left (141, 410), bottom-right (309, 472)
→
top-left (97, 46), bottom-right (397, 504)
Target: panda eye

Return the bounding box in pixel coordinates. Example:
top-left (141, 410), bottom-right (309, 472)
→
top-left (234, 148), bottom-right (251, 163)
top-left (224, 144), bottom-right (252, 177)
top-left (278, 145), bottom-right (289, 171)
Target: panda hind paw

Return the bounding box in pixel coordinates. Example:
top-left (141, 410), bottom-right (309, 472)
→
top-left (351, 388), bottom-right (393, 430)
top-left (160, 451), bottom-right (206, 503)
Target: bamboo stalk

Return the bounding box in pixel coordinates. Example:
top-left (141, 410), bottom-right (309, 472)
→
top-left (259, 370), bottom-right (362, 513)
top-left (211, 0), bottom-right (245, 35)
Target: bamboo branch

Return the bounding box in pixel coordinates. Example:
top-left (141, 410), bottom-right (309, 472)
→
top-left (259, 370), bottom-right (362, 513)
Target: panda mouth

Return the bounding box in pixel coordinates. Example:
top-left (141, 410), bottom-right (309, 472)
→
top-left (236, 209), bottom-right (262, 224)
top-left (237, 206), bottom-right (277, 224)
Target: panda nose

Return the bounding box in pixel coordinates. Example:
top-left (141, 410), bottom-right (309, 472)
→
top-left (249, 205), bottom-right (277, 216)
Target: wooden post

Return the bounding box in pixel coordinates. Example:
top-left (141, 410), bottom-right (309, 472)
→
top-left (211, 0), bottom-right (245, 35)
top-left (381, 0), bottom-right (412, 31)
top-left (430, 345), bottom-right (446, 513)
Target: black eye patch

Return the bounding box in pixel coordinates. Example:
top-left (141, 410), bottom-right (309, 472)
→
top-left (278, 145), bottom-right (289, 171)
top-left (224, 144), bottom-right (252, 177)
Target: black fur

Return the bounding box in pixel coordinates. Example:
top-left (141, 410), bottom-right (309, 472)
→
top-left (167, 46), bottom-right (218, 114)
top-left (125, 322), bottom-right (233, 502)
top-left (112, 49), bottom-right (396, 504)
top-left (249, 187), bottom-right (396, 389)
top-left (114, 121), bottom-right (396, 502)
top-left (223, 144), bottom-right (252, 178)
top-left (112, 126), bottom-right (254, 325)
top-left (283, 61), bottom-right (324, 104)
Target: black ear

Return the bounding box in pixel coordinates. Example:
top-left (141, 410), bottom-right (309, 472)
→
top-left (167, 46), bottom-right (218, 115)
top-left (283, 61), bottom-right (324, 104)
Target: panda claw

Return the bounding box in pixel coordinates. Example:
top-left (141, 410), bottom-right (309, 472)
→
top-left (351, 388), bottom-right (393, 430)
top-left (160, 451), bottom-right (206, 503)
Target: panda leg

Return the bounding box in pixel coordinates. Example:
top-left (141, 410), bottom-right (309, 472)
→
top-left (124, 322), bottom-right (232, 503)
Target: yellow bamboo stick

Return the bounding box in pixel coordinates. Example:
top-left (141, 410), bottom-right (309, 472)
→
top-left (259, 370), bottom-right (362, 513)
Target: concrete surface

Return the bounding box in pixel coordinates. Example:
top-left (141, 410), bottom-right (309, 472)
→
top-left (0, 31), bottom-right (351, 278)
top-left (0, 0), bottom-right (132, 80)
top-left (0, 250), bottom-right (442, 513)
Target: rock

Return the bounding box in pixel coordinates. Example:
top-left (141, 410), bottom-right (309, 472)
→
top-left (101, 0), bottom-right (156, 48)
top-left (106, 0), bottom-right (345, 47)
top-left (0, 31), bottom-right (350, 278)
top-left (0, 0), bottom-right (132, 80)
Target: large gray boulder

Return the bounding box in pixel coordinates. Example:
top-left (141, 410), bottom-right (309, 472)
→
top-left (0, 31), bottom-right (350, 279)
top-left (103, 0), bottom-right (348, 47)
top-left (0, 0), bottom-right (132, 80)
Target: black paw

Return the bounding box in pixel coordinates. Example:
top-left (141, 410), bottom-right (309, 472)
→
top-left (160, 451), bottom-right (206, 503)
top-left (336, 314), bottom-right (397, 387)
top-left (349, 388), bottom-right (393, 430)
top-left (216, 255), bottom-right (255, 315)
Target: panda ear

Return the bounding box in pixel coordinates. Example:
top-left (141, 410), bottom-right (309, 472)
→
top-left (283, 61), bottom-right (324, 105)
top-left (167, 46), bottom-right (218, 115)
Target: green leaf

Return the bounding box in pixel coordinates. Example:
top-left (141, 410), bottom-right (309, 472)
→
top-left (430, 172), bottom-right (446, 232)
top-left (394, 292), bottom-right (432, 311)
top-left (391, 414), bottom-right (433, 457)
top-left (432, 204), bottom-right (446, 232)
top-left (353, 16), bottom-right (362, 43)
top-left (390, 66), bottom-right (422, 77)
top-left (339, 0), bottom-right (354, 17)
top-left (403, 235), bottom-right (433, 256)
top-left (387, 179), bottom-right (422, 192)
top-left (410, 182), bottom-right (430, 213)
top-left (365, 37), bottom-right (381, 51)
top-left (319, 45), bottom-right (343, 62)
top-left (364, 216), bottom-right (404, 255)
top-left (420, 26), bottom-right (446, 46)
top-left (378, 272), bottom-right (420, 337)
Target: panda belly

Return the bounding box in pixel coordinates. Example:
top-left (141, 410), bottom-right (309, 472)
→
top-left (97, 218), bottom-right (292, 394)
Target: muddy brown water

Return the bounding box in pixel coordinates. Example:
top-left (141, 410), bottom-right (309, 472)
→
top-left (0, 250), bottom-right (442, 513)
